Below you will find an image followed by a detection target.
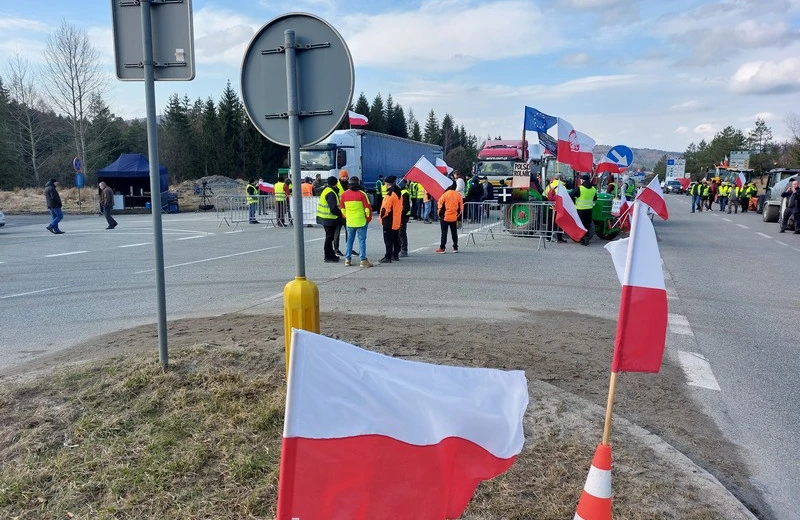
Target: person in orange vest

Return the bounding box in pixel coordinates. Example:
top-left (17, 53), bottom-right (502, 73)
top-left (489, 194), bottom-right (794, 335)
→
top-left (435, 181), bottom-right (464, 253)
top-left (339, 176), bottom-right (373, 267)
top-left (301, 177), bottom-right (313, 197)
top-left (379, 176), bottom-right (403, 264)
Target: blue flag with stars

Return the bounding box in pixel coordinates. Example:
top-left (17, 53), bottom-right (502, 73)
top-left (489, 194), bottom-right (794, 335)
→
top-left (523, 106), bottom-right (557, 133)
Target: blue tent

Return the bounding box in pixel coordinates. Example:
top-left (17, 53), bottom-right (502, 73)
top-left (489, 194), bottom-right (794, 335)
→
top-left (97, 153), bottom-right (168, 193)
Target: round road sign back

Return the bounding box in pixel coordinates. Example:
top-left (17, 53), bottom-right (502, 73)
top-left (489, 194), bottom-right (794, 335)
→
top-left (241, 13), bottom-right (354, 147)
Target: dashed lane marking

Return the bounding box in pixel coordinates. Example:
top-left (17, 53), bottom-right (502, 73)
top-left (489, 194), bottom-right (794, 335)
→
top-left (710, 213), bottom-right (718, 217)
top-left (304, 237), bottom-right (324, 243)
top-left (45, 251), bottom-right (88, 258)
top-left (410, 247), bottom-right (427, 253)
top-left (224, 230), bottom-right (243, 234)
top-left (668, 313), bottom-right (694, 336)
top-left (776, 240), bottom-right (788, 246)
top-left (722, 218), bottom-right (732, 222)
top-left (736, 224), bottom-right (749, 229)
top-left (0, 285), bottom-right (69, 300)
top-left (793, 248), bottom-right (800, 253)
top-left (136, 246), bottom-right (282, 274)
top-left (755, 232), bottom-right (772, 239)
top-left (118, 242), bottom-right (151, 248)
top-left (176, 236), bottom-right (205, 241)
top-left (678, 351), bottom-right (721, 391)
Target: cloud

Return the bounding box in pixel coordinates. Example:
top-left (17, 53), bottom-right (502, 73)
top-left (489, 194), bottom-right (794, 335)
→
top-left (669, 100), bottom-right (709, 113)
top-left (694, 123), bottom-right (717, 136)
top-left (728, 58), bottom-right (800, 94)
top-left (739, 111), bottom-right (776, 122)
top-left (556, 0), bottom-right (637, 8)
top-left (0, 17), bottom-right (49, 32)
top-left (193, 7), bottom-right (259, 66)
top-left (675, 126), bottom-right (689, 134)
top-left (342, 1), bottom-right (561, 71)
top-left (560, 52), bottom-right (591, 67)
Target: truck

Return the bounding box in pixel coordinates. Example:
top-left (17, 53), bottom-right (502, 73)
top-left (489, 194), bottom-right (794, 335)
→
top-left (761, 168), bottom-right (800, 229)
top-left (293, 129), bottom-right (443, 191)
top-left (473, 140), bottom-right (528, 185)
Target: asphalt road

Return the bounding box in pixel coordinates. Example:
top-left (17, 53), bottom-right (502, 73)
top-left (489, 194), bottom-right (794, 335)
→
top-left (1, 197), bottom-right (797, 517)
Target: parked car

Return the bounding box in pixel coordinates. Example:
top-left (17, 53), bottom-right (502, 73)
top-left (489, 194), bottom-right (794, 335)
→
top-left (664, 180), bottom-right (684, 194)
top-left (0, 207), bottom-right (5, 227)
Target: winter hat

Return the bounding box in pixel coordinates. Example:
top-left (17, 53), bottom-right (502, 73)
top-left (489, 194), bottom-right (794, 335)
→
top-left (327, 176), bottom-right (339, 186)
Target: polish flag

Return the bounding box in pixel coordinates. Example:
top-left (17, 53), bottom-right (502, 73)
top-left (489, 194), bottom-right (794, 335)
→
top-left (257, 181), bottom-right (274, 194)
top-left (435, 157), bottom-right (454, 175)
top-left (554, 182), bottom-right (587, 242)
top-left (277, 329), bottom-right (528, 520)
top-left (636, 176), bottom-right (669, 220)
top-left (723, 155), bottom-right (729, 168)
top-left (557, 118), bottom-right (596, 173)
top-left (595, 155), bottom-right (624, 174)
top-left (735, 171), bottom-right (746, 188)
top-left (406, 156), bottom-right (453, 199)
top-left (348, 110), bottom-right (369, 126)
top-left (604, 202), bottom-right (668, 373)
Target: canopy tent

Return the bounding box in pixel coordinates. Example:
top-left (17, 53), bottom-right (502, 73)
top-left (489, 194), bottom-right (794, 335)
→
top-left (96, 154), bottom-right (169, 209)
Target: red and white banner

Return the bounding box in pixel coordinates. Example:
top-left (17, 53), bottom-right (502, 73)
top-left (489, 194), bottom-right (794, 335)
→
top-left (557, 118), bottom-right (595, 173)
top-left (735, 171), bottom-right (746, 188)
top-left (277, 329), bottom-right (528, 520)
top-left (604, 202), bottom-right (668, 373)
top-left (435, 157), bottom-right (454, 175)
top-left (348, 110), bottom-right (369, 127)
top-left (257, 181), bottom-right (274, 194)
top-left (554, 182), bottom-right (587, 242)
top-left (636, 176), bottom-right (669, 220)
top-left (405, 156), bottom-right (453, 200)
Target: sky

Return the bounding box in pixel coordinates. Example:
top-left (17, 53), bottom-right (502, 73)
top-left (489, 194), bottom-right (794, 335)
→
top-left (1, 0), bottom-right (799, 153)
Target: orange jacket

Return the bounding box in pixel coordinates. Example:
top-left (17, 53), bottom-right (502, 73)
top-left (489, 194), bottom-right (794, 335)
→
top-left (438, 189), bottom-right (463, 222)
top-left (380, 191), bottom-right (403, 230)
top-left (301, 183), bottom-right (313, 197)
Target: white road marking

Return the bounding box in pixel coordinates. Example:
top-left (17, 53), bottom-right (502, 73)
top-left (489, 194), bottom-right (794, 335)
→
top-left (45, 251), bottom-right (88, 258)
top-left (668, 313), bottom-right (694, 336)
top-left (722, 218), bottom-right (732, 222)
top-left (755, 232), bottom-right (772, 239)
top-left (776, 240), bottom-right (788, 247)
top-left (118, 242), bottom-right (151, 248)
top-left (793, 248), bottom-right (800, 253)
top-left (736, 224), bottom-right (749, 229)
top-left (304, 237), bottom-right (324, 243)
top-left (678, 351), bottom-right (721, 391)
top-left (410, 247), bottom-right (427, 253)
top-left (710, 213), bottom-right (718, 217)
top-left (0, 285), bottom-right (68, 300)
top-left (224, 230), bottom-right (243, 234)
top-left (176, 236), bottom-right (204, 241)
top-left (136, 246), bottom-right (282, 273)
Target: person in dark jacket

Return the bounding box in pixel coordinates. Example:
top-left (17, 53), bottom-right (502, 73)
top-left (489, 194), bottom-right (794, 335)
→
top-left (316, 176), bottom-right (345, 262)
top-left (44, 178), bottom-right (65, 234)
top-left (99, 182), bottom-right (118, 229)
top-left (779, 179), bottom-right (800, 233)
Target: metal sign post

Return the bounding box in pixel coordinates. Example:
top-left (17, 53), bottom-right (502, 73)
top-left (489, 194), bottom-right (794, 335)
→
top-left (112, 0), bottom-right (195, 370)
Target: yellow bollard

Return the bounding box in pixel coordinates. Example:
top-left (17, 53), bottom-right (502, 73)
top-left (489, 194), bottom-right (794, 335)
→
top-left (283, 276), bottom-right (320, 372)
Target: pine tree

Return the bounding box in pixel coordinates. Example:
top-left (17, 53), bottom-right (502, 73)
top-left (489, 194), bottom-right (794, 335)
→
top-left (440, 114), bottom-right (455, 155)
top-left (411, 120), bottom-right (422, 141)
top-left (390, 104), bottom-right (408, 138)
top-left (368, 93), bottom-right (386, 133)
top-left (218, 81), bottom-right (246, 178)
top-left (353, 92), bottom-right (370, 119)
top-left (406, 108), bottom-right (418, 139)
top-left (160, 93), bottom-right (193, 181)
top-left (423, 109), bottom-right (440, 144)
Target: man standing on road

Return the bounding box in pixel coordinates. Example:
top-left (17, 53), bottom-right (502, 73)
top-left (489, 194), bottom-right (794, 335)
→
top-left (570, 174), bottom-right (597, 246)
top-left (398, 180), bottom-right (412, 257)
top-left (245, 178), bottom-right (259, 224)
top-left (718, 182), bottom-right (730, 213)
top-left (44, 178), bottom-right (65, 234)
top-left (339, 176), bottom-right (373, 267)
top-left (690, 181), bottom-right (703, 213)
top-left (379, 176), bottom-right (402, 264)
top-left (779, 180), bottom-right (800, 234)
top-left (99, 182), bottom-right (118, 230)
top-left (316, 176), bottom-right (344, 263)
top-left (435, 182), bottom-right (464, 254)
top-left (274, 175), bottom-right (288, 227)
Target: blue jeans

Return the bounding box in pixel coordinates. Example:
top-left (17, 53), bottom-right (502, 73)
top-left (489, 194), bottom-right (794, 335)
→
top-left (345, 225), bottom-right (368, 261)
top-left (422, 200), bottom-right (432, 220)
top-left (249, 203), bottom-right (257, 221)
top-left (49, 208), bottom-right (64, 230)
top-left (691, 195), bottom-right (701, 212)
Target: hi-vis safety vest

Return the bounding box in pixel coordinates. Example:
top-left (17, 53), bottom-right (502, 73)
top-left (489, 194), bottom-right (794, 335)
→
top-left (316, 187), bottom-right (339, 220)
top-left (380, 182), bottom-right (387, 197)
top-left (544, 179), bottom-right (562, 198)
top-left (575, 186), bottom-right (597, 210)
top-left (401, 189), bottom-right (411, 216)
top-left (274, 181), bottom-right (286, 201)
top-left (246, 183), bottom-right (258, 204)
top-left (301, 183), bottom-right (313, 197)
top-left (625, 181), bottom-right (635, 198)
top-left (719, 185), bottom-right (729, 197)
top-left (414, 182), bottom-right (424, 199)
top-left (342, 192), bottom-right (370, 228)
top-left (702, 185), bottom-right (710, 197)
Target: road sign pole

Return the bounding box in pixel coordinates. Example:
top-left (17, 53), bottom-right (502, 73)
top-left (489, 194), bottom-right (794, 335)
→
top-left (141, 0), bottom-right (169, 370)
top-left (282, 29), bottom-right (319, 370)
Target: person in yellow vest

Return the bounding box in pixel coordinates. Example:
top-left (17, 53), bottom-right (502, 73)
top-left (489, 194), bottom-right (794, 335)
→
top-left (339, 176), bottom-right (373, 267)
top-left (398, 180), bottom-right (412, 257)
top-left (245, 178), bottom-right (259, 224)
top-left (274, 175), bottom-right (288, 227)
top-left (743, 182), bottom-right (758, 212)
top-left (333, 170), bottom-right (350, 256)
top-left (718, 182), bottom-right (730, 213)
top-left (570, 174), bottom-right (597, 246)
top-left (316, 176), bottom-right (344, 263)
top-left (374, 175), bottom-right (384, 212)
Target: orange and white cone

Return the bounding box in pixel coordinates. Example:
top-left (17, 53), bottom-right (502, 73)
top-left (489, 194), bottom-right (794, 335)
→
top-left (574, 443), bottom-right (612, 520)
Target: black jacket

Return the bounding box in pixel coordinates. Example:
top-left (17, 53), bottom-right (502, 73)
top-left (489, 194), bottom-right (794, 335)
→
top-left (44, 181), bottom-right (62, 209)
top-left (782, 186), bottom-right (799, 209)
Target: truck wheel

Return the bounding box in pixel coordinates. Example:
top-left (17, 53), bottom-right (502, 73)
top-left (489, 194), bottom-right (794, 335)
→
top-left (763, 205), bottom-right (779, 222)
top-left (504, 204), bottom-right (535, 236)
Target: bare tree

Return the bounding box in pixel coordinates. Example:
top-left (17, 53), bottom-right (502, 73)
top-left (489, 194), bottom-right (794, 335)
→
top-left (42, 20), bottom-right (106, 179)
top-left (5, 54), bottom-right (54, 186)
top-left (786, 113), bottom-right (800, 143)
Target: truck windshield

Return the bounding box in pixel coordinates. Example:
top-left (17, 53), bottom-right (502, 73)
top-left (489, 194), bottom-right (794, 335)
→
top-left (543, 159), bottom-right (575, 180)
top-left (475, 160), bottom-right (514, 176)
top-left (296, 150), bottom-right (335, 171)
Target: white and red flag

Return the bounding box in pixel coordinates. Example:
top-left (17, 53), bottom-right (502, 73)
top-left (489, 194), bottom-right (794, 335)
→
top-left (735, 171), bottom-right (746, 188)
top-left (554, 182), bottom-right (587, 242)
top-left (348, 110), bottom-right (369, 126)
top-left (276, 329), bottom-right (528, 520)
top-left (604, 202), bottom-right (668, 373)
top-left (595, 155), bottom-right (624, 175)
top-left (257, 181), bottom-right (274, 194)
top-left (636, 176), bottom-right (669, 220)
top-left (435, 157), bottom-right (454, 175)
top-left (405, 156), bottom-right (453, 200)
top-left (557, 118), bottom-right (595, 173)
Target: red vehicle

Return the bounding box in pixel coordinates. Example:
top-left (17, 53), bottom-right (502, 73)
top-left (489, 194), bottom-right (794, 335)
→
top-left (473, 140), bottom-right (528, 185)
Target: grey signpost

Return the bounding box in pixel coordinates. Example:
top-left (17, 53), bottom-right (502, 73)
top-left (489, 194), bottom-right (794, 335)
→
top-left (111, 0), bottom-right (195, 369)
top-left (241, 13), bottom-right (354, 363)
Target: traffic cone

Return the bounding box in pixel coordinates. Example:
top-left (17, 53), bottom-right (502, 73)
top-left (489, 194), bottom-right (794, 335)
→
top-left (574, 443), bottom-right (612, 520)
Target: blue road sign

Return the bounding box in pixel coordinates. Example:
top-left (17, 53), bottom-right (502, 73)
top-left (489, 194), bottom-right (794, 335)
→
top-left (73, 156), bottom-right (82, 172)
top-left (75, 172), bottom-right (84, 188)
top-left (606, 145), bottom-right (634, 169)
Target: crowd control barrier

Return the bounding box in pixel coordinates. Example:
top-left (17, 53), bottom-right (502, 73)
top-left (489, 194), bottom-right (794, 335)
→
top-left (462, 201), bottom-right (556, 250)
top-left (216, 195), bottom-right (320, 230)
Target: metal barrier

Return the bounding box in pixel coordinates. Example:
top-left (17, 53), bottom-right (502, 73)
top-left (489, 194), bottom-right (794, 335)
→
top-left (462, 201), bottom-right (556, 250)
top-left (215, 195), bottom-right (320, 229)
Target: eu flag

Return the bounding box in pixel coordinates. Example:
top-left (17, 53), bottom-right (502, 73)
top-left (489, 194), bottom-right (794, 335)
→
top-left (523, 106), bottom-right (557, 133)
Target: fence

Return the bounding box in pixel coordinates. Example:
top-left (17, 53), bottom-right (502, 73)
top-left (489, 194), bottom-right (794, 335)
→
top-left (461, 201), bottom-right (556, 250)
top-left (215, 195), bottom-right (320, 229)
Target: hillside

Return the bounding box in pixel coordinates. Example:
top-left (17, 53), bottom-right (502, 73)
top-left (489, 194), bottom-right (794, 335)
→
top-left (593, 145), bottom-right (680, 172)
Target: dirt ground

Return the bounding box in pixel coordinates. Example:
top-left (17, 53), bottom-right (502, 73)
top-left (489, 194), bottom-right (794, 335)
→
top-left (1, 310), bottom-right (771, 518)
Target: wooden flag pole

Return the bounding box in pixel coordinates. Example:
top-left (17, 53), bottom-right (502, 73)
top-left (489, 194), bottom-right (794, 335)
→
top-left (601, 371), bottom-right (618, 445)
